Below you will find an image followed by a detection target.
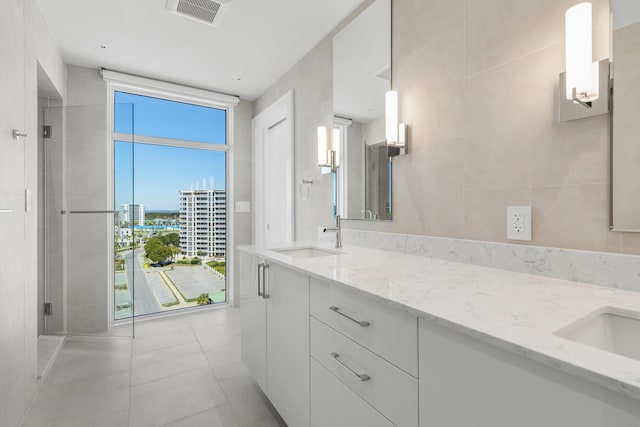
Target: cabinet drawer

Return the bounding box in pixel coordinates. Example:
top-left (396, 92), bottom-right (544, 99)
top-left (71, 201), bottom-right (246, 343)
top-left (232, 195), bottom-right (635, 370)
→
top-left (310, 357), bottom-right (394, 427)
top-left (311, 318), bottom-right (418, 427)
top-left (310, 278), bottom-right (418, 376)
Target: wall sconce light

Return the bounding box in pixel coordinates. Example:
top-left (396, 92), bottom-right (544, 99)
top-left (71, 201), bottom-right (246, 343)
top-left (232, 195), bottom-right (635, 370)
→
top-left (317, 126), bottom-right (340, 172)
top-left (385, 90), bottom-right (407, 154)
top-left (558, 2), bottom-right (609, 122)
top-left (565, 2), bottom-right (598, 108)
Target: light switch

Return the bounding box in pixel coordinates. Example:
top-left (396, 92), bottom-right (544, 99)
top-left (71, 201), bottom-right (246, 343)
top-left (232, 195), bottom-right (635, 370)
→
top-left (235, 201), bottom-right (250, 213)
top-left (25, 189), bottom-right (33, 212)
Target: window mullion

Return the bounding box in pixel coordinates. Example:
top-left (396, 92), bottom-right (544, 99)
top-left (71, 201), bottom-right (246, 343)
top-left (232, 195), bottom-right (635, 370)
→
top-left (113, 132), bottom-right (229, 152)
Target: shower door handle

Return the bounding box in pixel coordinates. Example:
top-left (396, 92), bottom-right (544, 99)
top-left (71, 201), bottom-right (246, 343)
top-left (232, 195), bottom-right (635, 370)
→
top-left (61, 210), bottom-right (122, 214)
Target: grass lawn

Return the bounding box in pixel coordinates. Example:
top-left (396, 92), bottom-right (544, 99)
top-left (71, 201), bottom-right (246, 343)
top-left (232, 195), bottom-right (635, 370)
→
top-left (210, 290), bottom-right (226, 304)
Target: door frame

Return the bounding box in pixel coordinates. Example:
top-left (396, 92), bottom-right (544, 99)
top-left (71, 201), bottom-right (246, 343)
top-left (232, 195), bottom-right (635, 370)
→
top-left (252, 91), bottom-right (295, 247)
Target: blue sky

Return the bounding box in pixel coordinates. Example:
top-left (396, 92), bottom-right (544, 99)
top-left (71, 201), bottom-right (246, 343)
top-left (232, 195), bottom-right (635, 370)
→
top-left (114, 92), bottom-right (227, 210)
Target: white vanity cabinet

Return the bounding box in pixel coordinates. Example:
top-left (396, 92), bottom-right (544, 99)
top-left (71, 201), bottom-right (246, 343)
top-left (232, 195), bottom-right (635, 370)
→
top-left (240, 251), bottom-right (266, 390)
top-left (309, 278), bottom-right (419, 427)
top-left (240, 253), bottom-right (310, 427)
top-left (418, 320), bottom-right (640, 427)
top-left (240, 246), bottom-right (640, 427)
top-left (266, 262), bottom-right (310, 427)
top-left (310, 357), bottom-right (395, 427)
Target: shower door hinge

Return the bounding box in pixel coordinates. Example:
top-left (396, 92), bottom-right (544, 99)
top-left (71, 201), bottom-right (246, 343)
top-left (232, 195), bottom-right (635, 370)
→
top-left (43, 125), bottom-right (52, 139)
top-left (44, 302), bottom-right (53, 316)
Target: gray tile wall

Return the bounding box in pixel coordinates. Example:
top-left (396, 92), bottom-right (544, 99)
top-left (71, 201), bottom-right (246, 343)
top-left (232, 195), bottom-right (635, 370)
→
top-left (232, 99), bottom-right (254, 306)
top-left (0, 0), bottom-right (66, 425)
top-left (361, 0), bottom-right (640, 255)
top-left (64, 66), bottom-right (110, 334)
top-left (254, 0), bottom-right (640, 257)
top-left (253, 37), bottom-right (336, 241)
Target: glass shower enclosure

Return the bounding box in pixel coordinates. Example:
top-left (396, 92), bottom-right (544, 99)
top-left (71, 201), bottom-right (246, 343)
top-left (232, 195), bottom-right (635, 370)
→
top-left (41, 103), bottom-right (135, 338)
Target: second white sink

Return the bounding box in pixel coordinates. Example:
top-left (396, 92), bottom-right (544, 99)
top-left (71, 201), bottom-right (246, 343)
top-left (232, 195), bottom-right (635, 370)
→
top-left (555, 307), bottom-right (640, 362)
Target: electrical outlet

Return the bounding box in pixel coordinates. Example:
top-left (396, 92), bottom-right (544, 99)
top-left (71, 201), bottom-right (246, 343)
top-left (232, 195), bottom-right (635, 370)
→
top-left (507, 206), bottom-right (531, 241)
top-left (512, 213), bottom-right (524, 233)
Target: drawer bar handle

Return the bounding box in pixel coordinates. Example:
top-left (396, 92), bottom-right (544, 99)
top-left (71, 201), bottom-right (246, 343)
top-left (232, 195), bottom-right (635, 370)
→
top-left (257, 263), bottom-right (264, 297)
top-left (329, 306), bottom-right (370, 327)
top-left (330, 352), bottom-right (370, 382)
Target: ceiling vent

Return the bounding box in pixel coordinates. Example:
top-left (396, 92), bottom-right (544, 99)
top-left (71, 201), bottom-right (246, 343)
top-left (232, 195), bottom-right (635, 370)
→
top-left (166, 0), bottom-right (231, 27)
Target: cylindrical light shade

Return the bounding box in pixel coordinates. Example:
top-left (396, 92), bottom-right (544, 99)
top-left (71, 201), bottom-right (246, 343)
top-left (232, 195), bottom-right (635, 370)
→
top-left (317, 126), bottom-right (328, 166)
top-left (333, 128), bottom-right (341, 167)
top-left (385, 91), bottom-right (398, 144)
top-left (565, 3), bottom-right (598, 101)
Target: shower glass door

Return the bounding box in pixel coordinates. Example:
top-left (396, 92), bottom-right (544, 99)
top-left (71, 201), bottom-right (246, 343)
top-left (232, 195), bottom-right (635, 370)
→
top-left (43, 103), bottom-right (135, 338)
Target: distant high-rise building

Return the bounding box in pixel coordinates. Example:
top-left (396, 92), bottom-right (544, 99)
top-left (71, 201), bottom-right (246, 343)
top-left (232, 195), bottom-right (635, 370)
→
top-left (119, 203), bottom-right (145, 226)
top-left (179, 189), bottom-right (226, 257)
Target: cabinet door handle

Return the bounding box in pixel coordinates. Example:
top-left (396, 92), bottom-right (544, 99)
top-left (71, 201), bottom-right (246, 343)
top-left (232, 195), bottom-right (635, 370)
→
top-left (329, 306), bottom-right (370, 327)
top-left (262, 263), bottom-right (270, 299)
top-left (257, 263), bottom-right (264, 296)
top-left (330, 352), bottom-right (370, 381)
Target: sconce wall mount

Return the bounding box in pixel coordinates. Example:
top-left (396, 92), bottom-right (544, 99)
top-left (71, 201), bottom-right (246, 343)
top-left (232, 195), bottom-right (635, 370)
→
top-left (317, 126), bottom-right (340, 173)
top-left (559, 59), bottom-right (610, 122)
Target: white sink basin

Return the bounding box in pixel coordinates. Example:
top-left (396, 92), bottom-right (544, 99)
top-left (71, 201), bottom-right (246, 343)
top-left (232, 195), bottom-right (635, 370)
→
top-left (272, 246), bottom-right (342, 258)
top-left (555, 307), bottom-right (640, 362)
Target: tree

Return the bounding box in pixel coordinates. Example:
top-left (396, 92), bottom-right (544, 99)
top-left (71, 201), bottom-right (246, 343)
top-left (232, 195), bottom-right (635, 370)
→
top-left (145, 236), bottom-right (172, 262)
top-left (162, 233), bottom-right (180, 247)
top-left (147, 245), bottom-right (172, 263)
top-left (145, 234), bottom-right (182, 263)
top-left (144, 237), bottom-right (162, 257)
top-left (196, 293), bottom-right (211, 305)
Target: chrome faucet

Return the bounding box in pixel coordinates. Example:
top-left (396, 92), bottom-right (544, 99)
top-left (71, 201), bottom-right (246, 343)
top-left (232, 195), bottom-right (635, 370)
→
top-left (323, 215), bottom-right (342, 249)
top-left (361, 209), bottom-right (373, 220)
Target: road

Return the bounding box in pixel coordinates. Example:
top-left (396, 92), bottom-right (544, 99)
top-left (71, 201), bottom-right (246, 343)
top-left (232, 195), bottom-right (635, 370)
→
top-left (123, 249), bottom-right (162, 316)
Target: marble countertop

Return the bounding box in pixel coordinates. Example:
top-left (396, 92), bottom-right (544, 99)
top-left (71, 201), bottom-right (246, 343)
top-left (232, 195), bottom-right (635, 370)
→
top-left (238, 241), bottom-right (640, 401)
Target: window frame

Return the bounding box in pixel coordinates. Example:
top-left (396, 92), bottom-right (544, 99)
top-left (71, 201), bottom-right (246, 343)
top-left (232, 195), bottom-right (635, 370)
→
top-left (104, 70), bottom-right (239, 325)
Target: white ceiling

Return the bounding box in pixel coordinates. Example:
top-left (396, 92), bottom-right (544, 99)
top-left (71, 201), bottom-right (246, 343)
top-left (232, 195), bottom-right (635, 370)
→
top-left (37, 0), bottom-right (363, 100)
top-left (612, 0), bottom-right (640, 30)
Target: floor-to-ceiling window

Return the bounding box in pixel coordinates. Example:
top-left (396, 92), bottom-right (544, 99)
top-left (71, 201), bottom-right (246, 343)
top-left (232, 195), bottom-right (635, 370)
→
top-left (110, 85), bottom-right (233, 320)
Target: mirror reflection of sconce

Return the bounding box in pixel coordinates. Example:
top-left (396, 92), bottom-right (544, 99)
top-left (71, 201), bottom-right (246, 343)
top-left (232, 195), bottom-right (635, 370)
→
top-left (565, 2), bottom-right (598, 108)
top-left (385, 90), bottom-right (407, 155)
top-left (558, 2), bottom-right (609, 121)
top-left (317, 126), bottom-right (340, 172)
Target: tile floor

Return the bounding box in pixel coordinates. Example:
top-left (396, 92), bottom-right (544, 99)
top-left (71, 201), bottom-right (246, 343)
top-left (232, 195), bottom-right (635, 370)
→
top-left (22, 307), bottom-right (287, 427)
top-left (36, 335), bottom-right (65, 379)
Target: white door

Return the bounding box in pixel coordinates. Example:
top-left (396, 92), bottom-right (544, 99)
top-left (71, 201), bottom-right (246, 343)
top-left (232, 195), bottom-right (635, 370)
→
top-left (263, 118), bottom-right (291, 247)
top-left (253, 91), bottom-right (293, 248)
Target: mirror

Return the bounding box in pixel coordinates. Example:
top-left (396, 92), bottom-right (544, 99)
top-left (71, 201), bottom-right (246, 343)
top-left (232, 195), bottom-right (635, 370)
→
top-left (611, 0), bottom-right (640, 231)
top-left (333, 0), bottom-right (391, 221)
